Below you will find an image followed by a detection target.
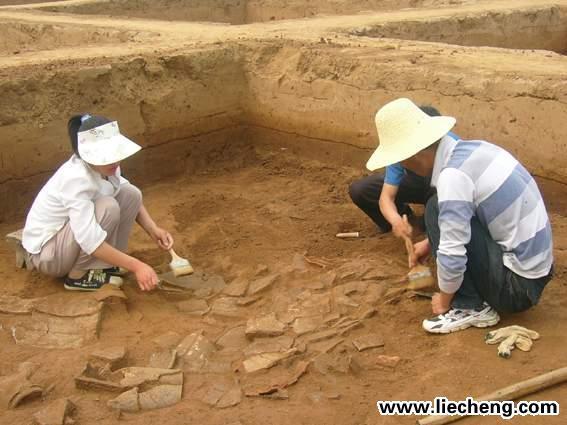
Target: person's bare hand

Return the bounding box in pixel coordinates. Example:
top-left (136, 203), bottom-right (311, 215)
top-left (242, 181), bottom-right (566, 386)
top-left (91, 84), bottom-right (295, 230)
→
top-left (151, 227), bottom-right (174, 251)
top-left (413, 239), bottom-right (431, 265)
top-left (133, 262), bottom-right (159, 291)
top-left (392, 215), bottom-right (412, 240)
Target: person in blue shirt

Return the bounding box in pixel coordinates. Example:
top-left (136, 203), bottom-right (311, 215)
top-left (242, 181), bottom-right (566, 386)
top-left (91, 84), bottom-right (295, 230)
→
top-left (349, 105), bottom-right (458, 238)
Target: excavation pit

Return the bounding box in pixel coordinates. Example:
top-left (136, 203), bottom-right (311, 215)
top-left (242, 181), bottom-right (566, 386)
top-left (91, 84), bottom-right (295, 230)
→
top-left (348, 5), bottom-right (567, 54)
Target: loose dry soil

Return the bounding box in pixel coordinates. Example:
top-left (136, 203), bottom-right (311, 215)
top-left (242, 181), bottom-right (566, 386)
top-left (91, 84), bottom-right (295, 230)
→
top-left (1, 1), bottom-right (567, 425)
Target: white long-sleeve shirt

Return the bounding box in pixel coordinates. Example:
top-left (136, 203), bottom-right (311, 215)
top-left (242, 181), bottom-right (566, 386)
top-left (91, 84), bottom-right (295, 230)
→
top-left (23, 155), bottom-right (128, 255)
top-left (431, 136), bottom-right (553, 294)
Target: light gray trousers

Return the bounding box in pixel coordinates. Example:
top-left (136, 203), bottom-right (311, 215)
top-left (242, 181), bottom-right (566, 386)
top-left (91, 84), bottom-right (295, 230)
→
top-left (30, 184), bottom-right (142, 278)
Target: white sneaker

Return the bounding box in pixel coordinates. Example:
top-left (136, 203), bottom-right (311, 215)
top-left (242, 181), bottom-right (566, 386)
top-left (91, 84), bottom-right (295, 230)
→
top-left (423, 304), bottom-right (500, 334)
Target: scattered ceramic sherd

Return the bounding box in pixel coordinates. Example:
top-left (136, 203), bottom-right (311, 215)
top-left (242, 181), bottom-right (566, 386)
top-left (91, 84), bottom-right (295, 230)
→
top-left (152, 331), bottom-right (182, 349)
top-left (92, 285), bottom-right (127, 302)
top-left (107, 388), bottom-right (139, 412)
top-left (176, 299), bottom-right (209, 315)
top-left (0, 362), bottom-right (43, 409)
top-left (32, 398), bottom-right (75, 425)
top-left (74, 363), bottom-right (123, 392)
top-left (375, 355), bottom-right (401, 368)
top-left (304, 328), bottom-right (340, 344)
top-left (244, 360), bottom-right (309, 396)
top-left (338, 281), bottom-right (368, 296)
top-left (245, 313), bottom-right (286, 338)
top-left (210, 298), bottom-right (244, 318)
top-left (243, 349), bottom-right (298, 373)
top-left (243, 336), bottom-right (295, 357)
top-left (195, 381), bottom-right (242, 408)
top-left (352, 334), bottom-right (385, 352)
top-left (158, 270), bottom-right (226, 295)
top-left (336, 294), bottom-right (359, 309)
top-left (216, 326), bottom-right (248, 352)
top-left (307, 338), bottom-right (344, 354)
top-left (33, 294), bottom-right (100, 317)
top-left (236, 295), bottom-right (262, 306)
top-left (0, 295), bottom-right (35, 314)
top-left (118, 367), bottom-right (183, 388)
top-left (90, 346), bottom-right (127, 370)
top-left (255, 264), bottom-right (269, 276)
top-left (292, 316), bottom-right (323, 335)
top-left (265, 388), bottom-right (288, 399)
top-left (248, 273), bottom-right (279, 295)
top-left (312, 353), bottom-right (354, 375)
top-left (223, 276), bottom-right (249, 297)
top-left (138, 384), bottom-right (182, 410)
top-left (149, 350), bottom-right (177, 369)
top-left (176, 333), bottom-right (216, 372)
top-left (319, 271), bottom-right (337, 288)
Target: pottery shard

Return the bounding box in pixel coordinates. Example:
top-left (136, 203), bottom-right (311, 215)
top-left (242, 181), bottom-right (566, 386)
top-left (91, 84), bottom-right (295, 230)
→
top-left (138, 384), bottom-right (182, 410)
top-left (210, 297), bottom-right (244, 318)
top-left (118, 367), bottom-right (183, 388)
top-left (177, 333), bottom-right (216, 372)
top-left (0, 295), bottom-right (35, 314)
top-left (176, 299), bottom-right (209, 315)
top-left (243, 360), bottom-right (309, 396)
top-left (107, 387), bottom-right (139, 412)
top-left (90, 346), bottom-right (127, 369)
top-left (243, 335), bottom-right (295, 357)
top-left (352, 334), bottom-right (385, 352)
top-left (216, 326), bottom-right (248, 351)
top-left (242, 349), bottom-right (297, 373)
top-left (92, 285), bottom-right (128, 302)
top-left (33, 294), bottom-right (101, 317)
top-left (245, 313), bottom-right (286, 338)
top-left (0, 362), bottom-right (43, 409)
top-left (248, 273), bottom-right (279, 295)
top-left (223, 276), bottom-right (249, 297)
top-left (376, 355), bottom-right (401, 368)
top-left (32, 398), bottom-right (75, 425)
top-left (149, 350), bottom-right (177, 369)
top-left (195, 381), bottom-right (241, 408)
top-left (292, 316), bottom-right (324, 335)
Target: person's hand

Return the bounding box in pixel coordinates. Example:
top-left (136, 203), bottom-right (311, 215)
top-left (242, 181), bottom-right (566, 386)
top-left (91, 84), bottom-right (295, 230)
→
top-left (133, 261), bottom-right (159, 291)
top-left (392, 215), bottom-right (413, 240)
top-left (413, 239), bottom-right (431, 266)
top-left (151, 227), bottom-right (174, 251)
top-left (431, 293), bottom-right (451, 315)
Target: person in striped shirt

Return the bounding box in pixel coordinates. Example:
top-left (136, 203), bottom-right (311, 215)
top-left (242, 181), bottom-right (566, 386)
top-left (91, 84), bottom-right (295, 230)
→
top-left (366, 98), bottom-right (554, 334)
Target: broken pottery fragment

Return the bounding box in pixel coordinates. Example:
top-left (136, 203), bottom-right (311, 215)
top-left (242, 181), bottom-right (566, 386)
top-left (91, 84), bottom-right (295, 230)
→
top-left (158, 270), bottom-right (226, 295)
top-left (216, 326), bottom-right (248, 352)
top-left (92, 285), bottom-right (127, 302)
top-left (210, 297), bottom-right (244, 318)
top-left (176, 332), bottom-right (216, 372)
top-left (33, 294), bottom-right (101, 317)
top-left (32, 398), bottom-right (75, 425)
top-left (236, 295), bottom-right (262, 306)
top-left (138, 384), bottom-right (183, 410)
top-left (176, 299), bottom-right (209, 315)
top-left (0, 295), bottom-right (35, 314)
top-left (74, 363), bottom-right (123, 392)
top-left (312, 352), bottom-right (354, 375)
top-left (352, 334), bottom-right (385, 352)
top-left (119, 367), bottom-right (183, 387)
top-left (90, 346), bottom-right (127, 370)
top-left (107, 387), bottom-right (139, 412)
top-left (223, 276), bottom-right (249, 297)
top-left (195, 381), bottom-right (242, 408)
top-left (0, 362), bottom-right (43, 409)
top-left (242, 349), bottom-right (297, 373)
top-left (243, 335), bottom-right (295, 357)
top-left (292, 316), bottom-right (324, 335)
top-left (245, 313), bottom-right (286, 338)
top-left (243, 360), bottom-right (309, 396)
top-left (248, 273), bottom-right (279, 295)
top-left (307, 338), bottom-right (344, 354)
top-left (149, 350), bottom-right (177, 369)
top-left (376, 355), bottom-right (401, 368)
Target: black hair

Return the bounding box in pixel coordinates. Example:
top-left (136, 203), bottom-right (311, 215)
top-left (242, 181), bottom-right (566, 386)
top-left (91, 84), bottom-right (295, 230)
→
top-left (67, 114), bottom-right (112, 157)
top-left (419, 105), bottom-right (441, 117)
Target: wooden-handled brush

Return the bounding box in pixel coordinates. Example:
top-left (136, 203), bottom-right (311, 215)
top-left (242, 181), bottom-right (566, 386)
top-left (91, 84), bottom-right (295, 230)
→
top-left (169, 248), bottom-right (194, 277)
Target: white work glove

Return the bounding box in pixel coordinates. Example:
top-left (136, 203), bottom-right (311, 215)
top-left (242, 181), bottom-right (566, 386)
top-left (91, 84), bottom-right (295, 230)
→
top-left (485, 325), bottom-right (540, 359)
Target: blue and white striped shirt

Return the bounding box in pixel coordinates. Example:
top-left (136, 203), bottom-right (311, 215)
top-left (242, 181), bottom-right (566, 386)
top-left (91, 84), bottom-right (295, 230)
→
top-left (431, 136), bottom-right (553, 294)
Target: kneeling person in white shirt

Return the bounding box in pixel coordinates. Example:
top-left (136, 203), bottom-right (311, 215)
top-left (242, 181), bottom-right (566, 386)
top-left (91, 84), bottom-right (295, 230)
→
top-left (23, 114), bottom-right (172, 291)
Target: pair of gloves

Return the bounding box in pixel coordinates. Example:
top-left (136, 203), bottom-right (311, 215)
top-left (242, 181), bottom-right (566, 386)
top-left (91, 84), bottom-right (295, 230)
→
top-left (485, 325), bottom-right (540, 359)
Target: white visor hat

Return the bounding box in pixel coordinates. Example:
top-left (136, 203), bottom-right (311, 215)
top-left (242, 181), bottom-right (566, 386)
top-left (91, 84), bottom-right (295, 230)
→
top-left (77, 121), bottom-right (141, 166)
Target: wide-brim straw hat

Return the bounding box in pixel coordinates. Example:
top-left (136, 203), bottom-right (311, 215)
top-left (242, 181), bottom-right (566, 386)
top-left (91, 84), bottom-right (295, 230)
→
top-left (366, 98), bottom-right (456, 171)
top-left (77, 121), bottom-right (141, 166)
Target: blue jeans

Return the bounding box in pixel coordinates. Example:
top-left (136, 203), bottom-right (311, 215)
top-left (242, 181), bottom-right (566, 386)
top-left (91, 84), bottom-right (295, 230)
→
top-left (425, 195), bottom-right (552, 312)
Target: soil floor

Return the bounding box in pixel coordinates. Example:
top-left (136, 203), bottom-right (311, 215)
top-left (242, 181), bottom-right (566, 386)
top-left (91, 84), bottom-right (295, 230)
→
top-left (1, 139), bottom-right (566, 425)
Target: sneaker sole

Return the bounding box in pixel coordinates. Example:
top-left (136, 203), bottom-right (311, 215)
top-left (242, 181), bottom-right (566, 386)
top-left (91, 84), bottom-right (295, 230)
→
top-left (424, 315), bottom-right (500, 334)
top-left (63, 281), bottom-right (123, 292)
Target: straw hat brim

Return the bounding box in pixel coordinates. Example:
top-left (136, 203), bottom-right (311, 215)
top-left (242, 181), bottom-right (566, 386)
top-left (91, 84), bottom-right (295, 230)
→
top-left (79, 134), bottom-right (141, 166)
top-left (366, 116), bottom-right (456, 171)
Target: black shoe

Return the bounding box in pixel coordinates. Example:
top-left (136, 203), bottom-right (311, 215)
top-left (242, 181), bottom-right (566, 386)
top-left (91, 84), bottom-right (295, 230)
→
top-left (103, 266), bottom-right (129, 277)
top-left (64, 270), bottom-right (123, 291)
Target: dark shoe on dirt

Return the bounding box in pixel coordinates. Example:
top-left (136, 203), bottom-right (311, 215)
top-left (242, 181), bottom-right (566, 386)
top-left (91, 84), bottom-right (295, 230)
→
top-left (64, 270), bottom-right (123, 291)
top-left (103, 266), bottom-right (129, 277)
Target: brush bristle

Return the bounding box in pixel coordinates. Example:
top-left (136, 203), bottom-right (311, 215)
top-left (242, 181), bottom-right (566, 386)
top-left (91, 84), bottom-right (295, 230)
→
top-left (172, 264), bottom-right (194, 277)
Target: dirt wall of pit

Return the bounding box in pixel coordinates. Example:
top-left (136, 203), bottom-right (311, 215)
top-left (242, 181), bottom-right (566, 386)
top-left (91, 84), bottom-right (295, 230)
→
top-left (0, 47), bottom-right (247, 223)
top-left (241, 41), bottom-right (567, 183)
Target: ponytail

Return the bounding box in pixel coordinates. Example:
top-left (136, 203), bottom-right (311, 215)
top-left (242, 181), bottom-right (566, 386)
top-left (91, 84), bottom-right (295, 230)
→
top-left (67, 113), bottom-right (111, 158)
